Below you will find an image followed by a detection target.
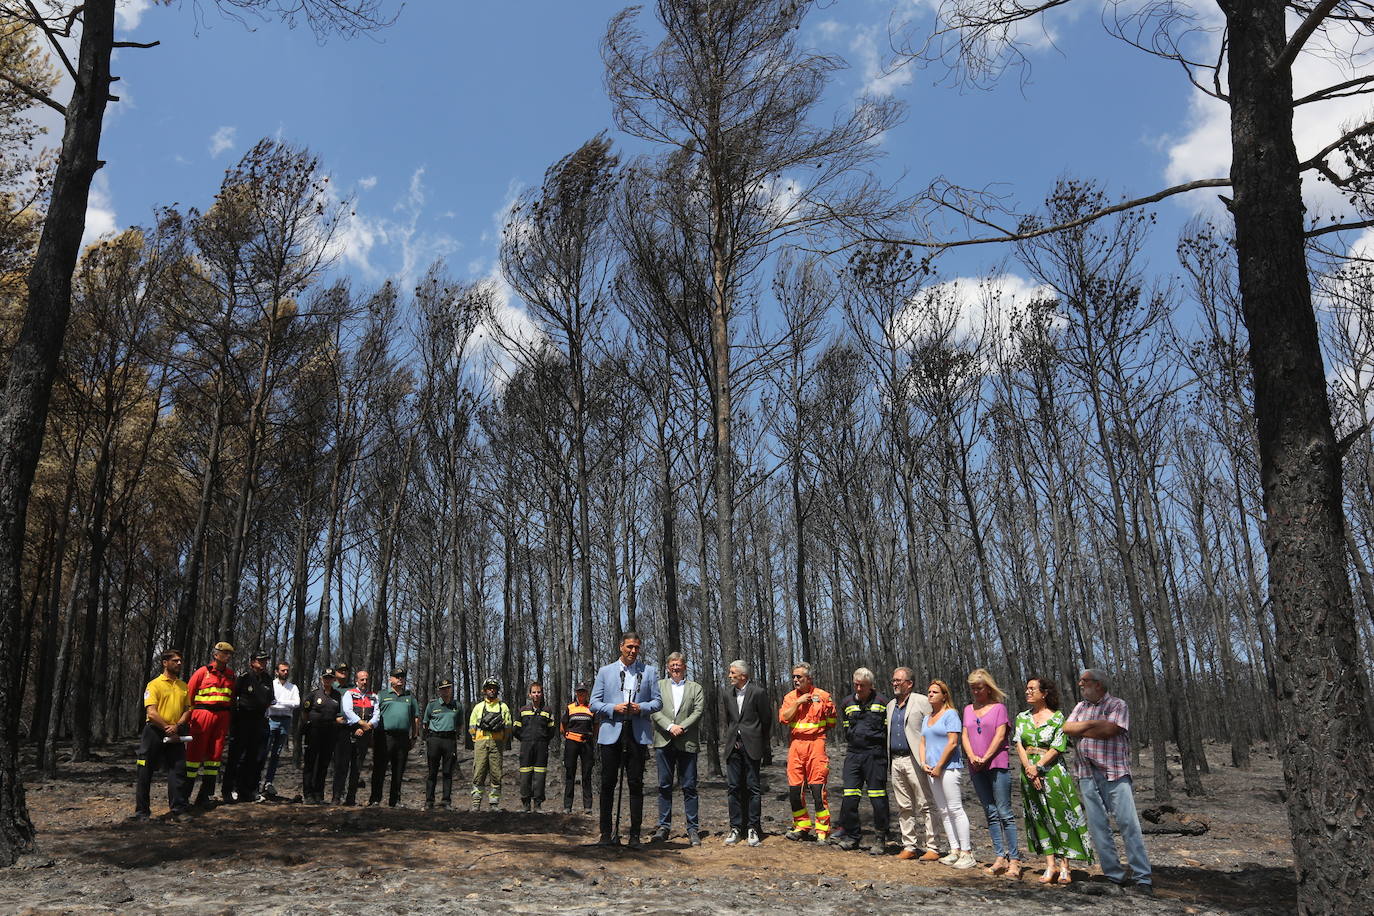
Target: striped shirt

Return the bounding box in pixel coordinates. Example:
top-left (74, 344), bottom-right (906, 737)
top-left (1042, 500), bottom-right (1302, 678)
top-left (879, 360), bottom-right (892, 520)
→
top-left (1067, 692), bottom-right (1131, 780)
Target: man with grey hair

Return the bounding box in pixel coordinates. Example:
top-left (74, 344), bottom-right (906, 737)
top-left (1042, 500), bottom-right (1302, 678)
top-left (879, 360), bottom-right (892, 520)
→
top-left (836, 667), bottom-right (891, 853)
top-left (887, 666), bottom-right (942, 860)
top-left (722, 660), bottom-right (770, 846)
top-left (651, 652), bottom-right (704, 845)
top-left (1064, 669), bottom-right (1153, 895)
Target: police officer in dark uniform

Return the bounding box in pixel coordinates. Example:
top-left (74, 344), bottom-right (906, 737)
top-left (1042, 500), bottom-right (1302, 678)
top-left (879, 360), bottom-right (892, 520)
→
top-left (301, 670), bottom-right (343, 804)
top-left (224, 649), bottom-right (274, 803)
top-left (422, 679), bottom-right (462, 810)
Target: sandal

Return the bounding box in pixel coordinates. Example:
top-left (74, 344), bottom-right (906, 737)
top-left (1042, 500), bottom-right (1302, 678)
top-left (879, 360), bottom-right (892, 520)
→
top-left (1039, 867), bottom-right (1055, 885)
top-left (1006, 862), bottom-right (1022, 880)
top-left (985, 857), bottom-right (1008, 876)
top-left (1057, 868), bottom-right (1072, 885)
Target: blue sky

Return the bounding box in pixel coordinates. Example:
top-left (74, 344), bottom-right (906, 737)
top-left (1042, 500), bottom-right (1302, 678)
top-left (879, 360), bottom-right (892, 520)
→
top-left (72, 1), bottom-right (1359, 330)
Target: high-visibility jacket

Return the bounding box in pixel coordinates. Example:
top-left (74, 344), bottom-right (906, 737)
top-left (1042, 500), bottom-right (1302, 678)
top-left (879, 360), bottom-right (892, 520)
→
top-left (561, 702), bottom-right (594, 743)
top-left (839, 690), bottom-right (890, 751)
top-left (780, 687), bottom-right (836, 740)
top-left (187, 664), bottom-right (235, 711)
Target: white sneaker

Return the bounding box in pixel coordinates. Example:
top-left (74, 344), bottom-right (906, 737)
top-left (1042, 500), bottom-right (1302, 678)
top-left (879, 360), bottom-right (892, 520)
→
top-left (939, 850), bottom-right (961, 865)
top-left (723, 829), bottom-right (743, 846)
top-left (953, 852), bottom-right (977, 869)
top-left (747, 829), bottom-right (761, 847)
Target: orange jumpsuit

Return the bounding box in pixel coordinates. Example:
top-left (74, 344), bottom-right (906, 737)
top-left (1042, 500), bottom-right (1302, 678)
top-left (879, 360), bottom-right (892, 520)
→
top-left (185, 663), bottom-right (235, 785)
top-left (780, 686), bottom-right (836, 838)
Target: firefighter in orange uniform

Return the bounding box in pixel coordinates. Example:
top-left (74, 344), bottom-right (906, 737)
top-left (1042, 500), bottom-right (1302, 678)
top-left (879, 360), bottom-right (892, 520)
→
top-left (561, 684), bottom-right (595, 814)
top-left (185, 641), bottom-right (236, 806)
top-left (780, 662), bottom-right (836, 843)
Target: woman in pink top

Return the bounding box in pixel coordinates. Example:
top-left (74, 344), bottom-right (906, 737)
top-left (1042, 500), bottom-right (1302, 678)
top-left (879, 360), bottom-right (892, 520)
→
top-left (962, 668), bottom-right (1021, 878)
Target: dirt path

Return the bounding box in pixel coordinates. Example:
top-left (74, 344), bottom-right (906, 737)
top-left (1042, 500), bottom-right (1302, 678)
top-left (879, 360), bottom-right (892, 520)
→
top-left (4, 741), bottom-right (1294, 914)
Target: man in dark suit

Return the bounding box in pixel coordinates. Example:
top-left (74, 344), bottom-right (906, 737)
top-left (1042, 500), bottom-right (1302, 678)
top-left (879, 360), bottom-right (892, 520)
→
top-left (722, 659), bottom-right (771, 847)
top-left (589, 631), bottom-right (662, 847)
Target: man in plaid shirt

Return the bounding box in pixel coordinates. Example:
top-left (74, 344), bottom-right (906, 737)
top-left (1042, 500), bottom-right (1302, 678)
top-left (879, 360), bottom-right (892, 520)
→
top-left (1064, 669), bottom-right (1153, 895)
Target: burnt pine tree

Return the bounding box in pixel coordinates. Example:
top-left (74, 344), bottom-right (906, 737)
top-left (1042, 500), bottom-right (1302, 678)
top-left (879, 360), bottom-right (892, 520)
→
top-left (0, 0), bottom-right (393, 869)
top-left (890, 1), bottom-right (1374, 908)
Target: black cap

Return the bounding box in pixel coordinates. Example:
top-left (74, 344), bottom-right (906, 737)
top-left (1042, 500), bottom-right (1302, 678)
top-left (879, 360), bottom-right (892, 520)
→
top-left (321, 669), bottom-right (337, 679)
top-left (390, 668), bottom-right (406, 679)
top-left (436, 679), bottom-right (453, 690)
top-left (333, 662), bottom-right (349, 672)
top-left (482, 676), bottom-right (499, 689)
top-left (253, 649), bottom-right (271, 661)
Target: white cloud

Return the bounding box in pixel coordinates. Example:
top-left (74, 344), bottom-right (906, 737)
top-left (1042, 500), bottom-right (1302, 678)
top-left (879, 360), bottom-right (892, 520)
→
top-left (890, 273), bottom-right (1056, 370)
top-left (358, 176), bottom-right (377, 191)
top-left (1166, 12), bottom-right (1374, 222)
top-left (116, 0), bottom-right (152, 31)
top-left (81, 174), bottom-right (118, 249)
top-left (850, 24), bottom-right (915, 98)
top-left (468, 265), bottom-right (544, 390)
top-left (208, 126), bottom-right (237, 158)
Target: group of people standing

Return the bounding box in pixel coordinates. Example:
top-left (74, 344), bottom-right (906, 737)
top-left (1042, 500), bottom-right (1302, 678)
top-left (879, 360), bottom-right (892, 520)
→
top-left (133, 634), bottom-right (1154, 896)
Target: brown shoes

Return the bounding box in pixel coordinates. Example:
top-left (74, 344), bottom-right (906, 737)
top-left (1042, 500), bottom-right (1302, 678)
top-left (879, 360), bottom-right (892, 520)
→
top-left (897, 849), bottom-right (918, 860)
top-left (919, 850), bottom-right (943, 862)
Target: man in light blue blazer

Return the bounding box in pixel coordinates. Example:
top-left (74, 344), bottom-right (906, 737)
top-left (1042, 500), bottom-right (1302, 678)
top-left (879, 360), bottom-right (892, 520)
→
top-left (590, 631), bottom-right (662, 846)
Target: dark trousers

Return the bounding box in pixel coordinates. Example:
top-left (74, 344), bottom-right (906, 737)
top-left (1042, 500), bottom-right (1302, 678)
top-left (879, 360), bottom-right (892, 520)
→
top-left (726, 742), bottom-right (763, 833)
top-left (333, 727), bottom-right (372, 803)
top-left (519, 739), bottom-right (551, 803)
top-left (135, 723), bottom-right (188, 815)
top-left (655, 745), bottom-right (699, 831)
top-left (563, 738), bottom-right (594, 810)
top-left (370, 730), bottom-right (410, 806)
top-left (224, 713), bottom-right (267, 801)
top-left (598, 735), bottom-right (647, 838)
top-left (303, 722), bottom-right (337, 800)
top-left (839, 747), bottom-right (890, 838)
top-left (425, 733), bottom-right (457, 806)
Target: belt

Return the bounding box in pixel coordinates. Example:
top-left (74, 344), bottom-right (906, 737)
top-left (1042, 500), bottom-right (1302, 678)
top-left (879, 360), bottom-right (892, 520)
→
top-left (429, 730), bottom-right (456, 738)
top-left (194, 703), bottom-right (230, 711)
top-left (890, 748), bottom-right (912, 758)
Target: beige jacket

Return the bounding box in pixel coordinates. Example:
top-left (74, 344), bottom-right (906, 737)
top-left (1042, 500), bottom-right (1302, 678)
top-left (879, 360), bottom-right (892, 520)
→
top-left (886, 692), bottom-right (933, 757)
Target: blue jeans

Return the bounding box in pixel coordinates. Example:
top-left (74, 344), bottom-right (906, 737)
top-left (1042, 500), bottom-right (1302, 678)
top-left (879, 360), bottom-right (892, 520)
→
top-left (656, 746), bottom-right (699, 831)
top-left (1077, 771), bottom-right (1152, 886)
top-left (264, 716), bottom-right (292, 785)
top-left (970, 767), bottom-right (1019, 859)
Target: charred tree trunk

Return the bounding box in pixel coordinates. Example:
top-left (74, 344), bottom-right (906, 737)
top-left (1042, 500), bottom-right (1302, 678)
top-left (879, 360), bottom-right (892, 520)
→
top-left (0, 0), bottom-right (116, 864)
top-left (1222, 3), bottom-right (1374, 908)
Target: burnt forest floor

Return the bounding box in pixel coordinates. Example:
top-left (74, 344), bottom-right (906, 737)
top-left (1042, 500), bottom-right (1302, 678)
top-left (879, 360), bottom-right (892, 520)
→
top-left (3, 740), bottom-right (1295, 915)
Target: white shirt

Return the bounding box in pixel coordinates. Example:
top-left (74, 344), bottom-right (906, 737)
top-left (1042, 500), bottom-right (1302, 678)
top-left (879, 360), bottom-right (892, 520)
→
top-left (669, 678), bottom-right (686, 715)
top-left (620, 663), bottom-right (640, 705)
top-left (269, 679), bottom-right (300, 717)
top-left (735, 684), bottom-right (746, 714)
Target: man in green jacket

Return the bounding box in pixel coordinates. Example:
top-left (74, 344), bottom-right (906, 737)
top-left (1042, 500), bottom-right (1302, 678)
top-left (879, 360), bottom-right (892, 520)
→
top-left (650, 652), bottom-right (705, 845)
top-left (422, 679), bottom-right (463, 810)
top-left (369, 668), bottom-right (420, 807)
top-left (468, 676), bottom-right (512, 810)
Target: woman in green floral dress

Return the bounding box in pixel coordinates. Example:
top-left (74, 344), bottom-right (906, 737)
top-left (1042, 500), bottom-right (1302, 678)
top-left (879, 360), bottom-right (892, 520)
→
top-left (1013, 676), bottom-right (1093, 884)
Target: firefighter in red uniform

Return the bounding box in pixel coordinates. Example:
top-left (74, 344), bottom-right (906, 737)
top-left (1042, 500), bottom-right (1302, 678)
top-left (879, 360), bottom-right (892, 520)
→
top-left (186, 641), bottom-right (236, 806)
top-left (780, 662), bottom-right (836, 842)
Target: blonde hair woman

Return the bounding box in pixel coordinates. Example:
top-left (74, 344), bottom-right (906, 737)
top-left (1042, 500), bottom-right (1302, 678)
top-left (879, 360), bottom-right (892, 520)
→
top-left (918, 679), bottom-right (974, 869)
top-left (963, 669), bottom-right (1021, 878)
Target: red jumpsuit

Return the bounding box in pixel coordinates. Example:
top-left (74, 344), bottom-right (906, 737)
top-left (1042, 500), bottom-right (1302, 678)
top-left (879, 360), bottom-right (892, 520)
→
top-left (780, 686), bottom-right (836, 838)
top-left (185, 663), bottom-right (235, 785)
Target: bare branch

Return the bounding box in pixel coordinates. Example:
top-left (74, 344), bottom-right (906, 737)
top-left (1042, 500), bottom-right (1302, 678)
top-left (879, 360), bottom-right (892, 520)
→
top-left (877, 178), bottom-right (1230, 254)
top-left (1306, 218), bottom-right (1374, 239)
top-left (1274, 0), bottom-right (1340, 74)
top-left (1295, 74), bottom-right (1374, 106)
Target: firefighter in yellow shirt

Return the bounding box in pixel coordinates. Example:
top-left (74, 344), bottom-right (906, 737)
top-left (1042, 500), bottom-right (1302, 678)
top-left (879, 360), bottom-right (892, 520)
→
top-left (132, 649), bottom-right (192, 820)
